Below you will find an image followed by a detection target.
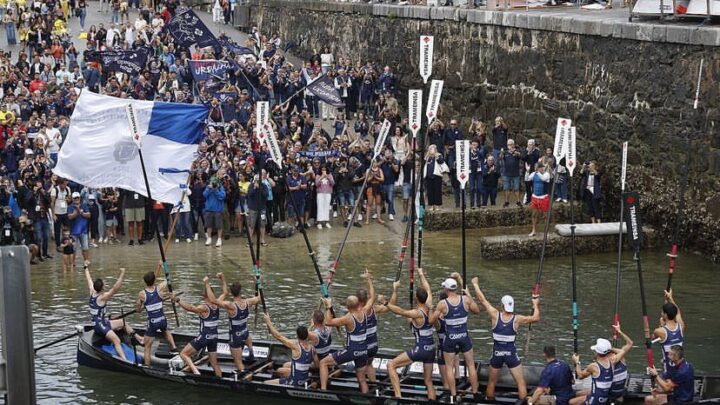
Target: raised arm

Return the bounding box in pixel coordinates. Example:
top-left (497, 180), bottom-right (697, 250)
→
top-left (362, 269), bottom-right (375, 313)
top-left (172, 293), bottom-right (207, 315)
top-left (429, 300), bottom-right (448, 325)
top-left (386, 281), bottom-right (421, 319)
top-left (322, 298), bottom-right (350, 328)
top-left (84, 266), bottom-right (95, 295)
top-left (471, 277), bottom-right (497, 318)
top-left (217, 273), bottom-right (229, 302)
top-left (611, 324), bottom-right (633, 364)
top-left (264, 313), bottom-right (298, 350)
top-left (516, 296), bottom-right (540, 325)
top-left (463, 288), bottom-right (481, 315)
top-left (665, 289), bottom-right (684, 330)
top-left (572, 354), bottom-right (597, 380)
top-left (203, 276), bottom-right (220, 306)
top-left (102, 268), bottom-right (126, 300)
top-left (418, 268), bottom-right (433, 308)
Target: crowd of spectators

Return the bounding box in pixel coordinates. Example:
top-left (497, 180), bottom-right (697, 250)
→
top-left (0, 0), bottom-right (604, 266)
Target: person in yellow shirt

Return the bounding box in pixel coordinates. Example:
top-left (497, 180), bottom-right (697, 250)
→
top-left (60, 0), bottom-right (69, 20)
top-left (0, 108), bottom-right (16, 126)
top-left (235, 171), bottom-right (250, 235)
top-left (53, 18), bottom-right (67, 36)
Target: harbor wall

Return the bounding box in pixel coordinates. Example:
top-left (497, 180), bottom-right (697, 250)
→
top-left (248, 0), bottom-right (720, 261)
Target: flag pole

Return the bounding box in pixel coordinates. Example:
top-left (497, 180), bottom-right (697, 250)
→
top-left (126, 104), bottom-right (180, 327)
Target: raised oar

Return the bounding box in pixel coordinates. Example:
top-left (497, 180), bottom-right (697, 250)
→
top-left (154, 177), bottom-right (192, 277)
top-left (238, 189), bottom-right (267, 315)
top-left (127, 104), bottom-right (180, 327)
top-left (569, 160), bottom-right (579, 354)
top-left (395, 215), bottom-right (412, 283)
top-left (524, 168), bottom-right (559, 356)
top-left (253, 157), bottom-right (265, 325)
top-left (666, 58), bottom-right (702, 292)
top-left (408, 139), bottom-right (417, 306)
top-left (612, 142), bottom-right (628, 345)
top-left (623, 191), bottom-right (655, 371)
top-left (326, 120), bottom-right (391, 288)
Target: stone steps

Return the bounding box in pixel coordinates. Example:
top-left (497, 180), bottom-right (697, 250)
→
top-left (424, 201), bottom-right (582, 230)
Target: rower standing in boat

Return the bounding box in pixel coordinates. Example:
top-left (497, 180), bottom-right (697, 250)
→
top-left (644, 345), bottom-right (695, 405)
top-left (308, 309), bottom-right (333, 363)
top-left (319, 269), bottom-right (375, 394)
top-left (471, 277), bottom-right (539, 400)
top-left (264, 313), bottom-right (319, 387)
top-left (528, 345), bottom-right (575, 405)
top-left (653, 290), bottom-right (684, 369)
top-left (434, 272), bottom-right (463, 391)
top-left (356, 274), bottom-right (389, 383)
top-left (210, 272), bottom-right (261, 373)
top-left (135, 271), bottom-right (178, 366)
top-left (609, 325), bottom-right (634, 403)
top-left (385, 268), bottom-right (437, 400)
top-left (429, 274), bottom-right (481, 399)
top-left (171, 276), bottom-right (222, 377)
top-left (570, 335), bottom-right (629, 405)
top-left (85, 266), bottom-right (140, 362)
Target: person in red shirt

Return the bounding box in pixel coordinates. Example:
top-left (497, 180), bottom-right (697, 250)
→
top-left (29, 73), bottom-right (47, 93)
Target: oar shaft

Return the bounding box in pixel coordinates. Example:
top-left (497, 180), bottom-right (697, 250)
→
top-left (569, 174), bottom-right (579, 354)
top-left (613, 172), bottom-right (626, 345)
top-left (238, 199), bottom-right (267, 313)
top-left (461, 187), bottom-right (467, 288)
top-left (417, 134), bottom-right (427, 269)
top-left (635, 249), bottom-right (655, 369)
top-left (137, 149), bottom-right (180, 327)
top-left (34, 328), bottom-right (82, 353)
top-left (408, 142), bottom-right (417, 306)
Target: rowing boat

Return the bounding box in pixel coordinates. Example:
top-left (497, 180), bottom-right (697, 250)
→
top-left (76, 325), bottom-right (720, 404)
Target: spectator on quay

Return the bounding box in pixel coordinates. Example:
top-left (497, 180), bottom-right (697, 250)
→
top-left (380, 150), bottom-right (399, 222)
top-left (19, 216), bottom-right (40, 264)
top-left (315, 165), bottom-right (334, 230)
top-left (580, 161), bottom-right (604, 223)
top-left (86, 194), bottom-right (101, 248)
top-left (122, 189), bottom-right (146, 246)
top-left (247, 172), bottom-right (269, 246)
top-left (235, 171), bottom-right (250, 232)
top-left (173, 187), bottom-right (192, 244)
top-left (102, 188), bottom-right (120, 244)
top-left (529, 163), bottom-right (551, 237)
top-left (500, 139), bottom-right (522, 208)
top-left (521, 139), bottom-right (540, 205)
top-left (554, 157), bottom-right (569, 203)
top-left (190, 175), bottom-right (206, 241)
top-left (365, 158), bottom-right (385, 225)
top-left (492, 116), bottom-right (509, 161)
top-left (444, 119), bottom-right (465, 209)
top-left (399, 148), bottom-right (414, 223)
top-left (334, 69), bottom-right (352, 116)
top-left (468, 139), bottom-right (485, 209)
top-left (481, 155), bottom-right (500, 207)
top-left (60, 227), bottom-right (75, 271)
top-left (203, 175), bottom-right (226, 247)
top-left (427, 120), bottom-right (445, 156)
top-left (287, 165), bottom-right (308, 229)
top-left (390, 127), bottom-right (410, 183)
top-left (354, 112), bottom-right (370, 139)
top-left (28, 179), bottom-right (52, 260)
top-left (423, 144), bottom-right (445, 212)
top-left (378, 66), bottom-right (397, 96)
top-left (67, 191), bottom-right (91, 266)
top-left (469, 118), bottom-right (487, 146)
top-left (50, 179), bottom-right (71, 252)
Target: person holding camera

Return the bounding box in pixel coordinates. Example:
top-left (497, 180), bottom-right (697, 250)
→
top-left (203, 175), bottom-right (226, 247)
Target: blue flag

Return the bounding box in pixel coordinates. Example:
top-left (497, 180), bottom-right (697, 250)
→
top-left (188, 59), bottom-right (232, 82)
top-left (166, 9), bottom-right (219, 50)
top-left (306, 75), bottom-right (345, 108)
top-left (219, 39), bottom-right (255, 56)
top-left (84, 47), bottom-right (151, 74)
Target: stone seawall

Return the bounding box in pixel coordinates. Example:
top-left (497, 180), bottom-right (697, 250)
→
top-left (249, 0), bottom-right (720, 261)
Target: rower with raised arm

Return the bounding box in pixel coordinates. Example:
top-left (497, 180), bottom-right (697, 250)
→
top-left (356, 270), bottom-right (390, 383)
top-left (85, 266), bottom-right (140, 362)
top-left (210, 272), bottom-right (261, 373)
top-left (135, 271), bottom-right (178, 366)
top-left (472, 276), bottom-right (540, 400)
top-left (609, 325), bottom-right (634, 403)
top-left (653, 289), bottom-right (684, 369)
top-left (570, 329), bottom-right (632, 405)
top-left (429, 272), bottom-right (481, 399)
top-left (319, 269), bottom-right (375, 394)
top-left (264, 313), bottom-right (319, 387)
top-left (385, 267), bottom-right (436, 400)
top-left (171, 277), bottom-right (222, 377)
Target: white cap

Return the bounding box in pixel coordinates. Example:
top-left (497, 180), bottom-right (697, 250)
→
top-left (501, 295), bottom-right (514, 313)
top-left (25, 149), bottom-right (34, 155)
top-left (591, 338), bottom-right (612, 355)
top-left (71, 192), bottom-right (81, 198)
top-left (441, 278), bottom-right (457, 290)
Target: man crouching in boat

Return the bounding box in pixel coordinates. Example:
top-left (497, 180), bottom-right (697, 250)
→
top-left (429, 274), bottom-right (481, 399)
top-left (85, 266), bottom-right (141, 362)
top-left (135, 271), bottom-right (178, 366)
top-left (385, 268), bottom-right (437, 400)
top-left (472, 277), bottom-right (539, 401)
top-left (170, 277), bottom-right (222, 377)
top-left (319, 269), bottom-right (376, 393)
top-left (264, 313), bottom-right (318, 387)
top-left (212, 272), bottom-right (261, 373)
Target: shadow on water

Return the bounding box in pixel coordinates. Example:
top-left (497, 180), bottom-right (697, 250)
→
top-left (17, 225), bottom-right (720, 404)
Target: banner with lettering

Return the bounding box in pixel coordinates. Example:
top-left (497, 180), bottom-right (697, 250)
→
top-left (188, 60), bottom-right (232, 82)
top-left (408, 89), bottom-right (422, 138)
top-left (305, 75), bottom-right (345, 108)
top-left (166, 9), bottom-right (219, 50)
top-left (622, 191), bottom-right (643, 250)
top-left (419, 35), bottom-right (434, 84)
top-left (84, 47), bottom-right (151, 74)
top-left (425, 80), bottom-right (444, 123)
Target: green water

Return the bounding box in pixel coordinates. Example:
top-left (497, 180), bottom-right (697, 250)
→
top-left (22, 224), bottom-right (720, 404)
